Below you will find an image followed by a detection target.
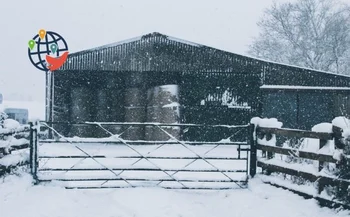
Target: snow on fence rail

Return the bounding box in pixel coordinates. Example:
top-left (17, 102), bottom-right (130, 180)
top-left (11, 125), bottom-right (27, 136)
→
top-left (0, 125), bottom-right (30, 176)
top-left (250, 121), bottom-right (350, 208)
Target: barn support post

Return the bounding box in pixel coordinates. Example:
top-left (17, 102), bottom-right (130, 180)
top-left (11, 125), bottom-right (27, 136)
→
top-left (45, 71), bottom-right (49, 122)
top-left (249, 123), bottom-right (257, 178)
top-left (45, 70), bottom-right (54, 139)
top-left (29, 122), bottom-right (33, 172)
top-left (49, 72), bottom-right (54, 139)
top-left (29, 121), bottom-right (39, 184)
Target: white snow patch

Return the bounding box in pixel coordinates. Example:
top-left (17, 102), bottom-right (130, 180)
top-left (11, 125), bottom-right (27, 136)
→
top-left (87, 36), bottom-right (143, 51)
top-left (299, 123), bottom-right (334, 154)
top-left (0, 173), bottom-right (348, 217)
top-left (332, 116), bottom-right (350, 129)
top-left (333, 149), bottom-right (344, 161)
top-left (167, 36), bottom-right (201, 47)
top-left (250, 117), bottom-right (283, 128)
top-left (0, 151), bottom-right (29, 167)
top-left (0, 138), bottom-right (28, 149)
top-left (312, 123), bottom-right (333, 133)
top-left (3, 119), bottom-right (20, 130)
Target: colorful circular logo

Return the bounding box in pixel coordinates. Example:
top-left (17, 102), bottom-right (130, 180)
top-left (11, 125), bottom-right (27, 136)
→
top-left (28, 29), bottom-right (69, 72)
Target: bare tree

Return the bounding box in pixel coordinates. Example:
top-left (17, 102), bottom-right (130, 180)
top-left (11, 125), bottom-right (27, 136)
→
top-left (248, 0), bottom-right (350, 74)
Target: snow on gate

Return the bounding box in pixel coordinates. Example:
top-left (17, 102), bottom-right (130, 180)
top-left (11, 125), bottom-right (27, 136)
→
top-left (32, 122), bottom-right (251, 189)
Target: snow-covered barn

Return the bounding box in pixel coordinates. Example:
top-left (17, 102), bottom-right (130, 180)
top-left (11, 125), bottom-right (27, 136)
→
top-left (48, 32), bottom-right (350, 139)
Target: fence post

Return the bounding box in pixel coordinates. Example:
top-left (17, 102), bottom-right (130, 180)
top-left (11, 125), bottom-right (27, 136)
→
top-left (317, 137), bottom-right (328, 194)
top-left (332, 125), bottom-right (349, 200)
top-left (29, 121), bottom-right (38, 183)
top-left (249, 124), bottom-right (257, 178)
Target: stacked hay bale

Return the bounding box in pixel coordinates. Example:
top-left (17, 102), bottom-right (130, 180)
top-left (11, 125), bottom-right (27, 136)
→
top-left (145, 85), bottom-right (180, 141)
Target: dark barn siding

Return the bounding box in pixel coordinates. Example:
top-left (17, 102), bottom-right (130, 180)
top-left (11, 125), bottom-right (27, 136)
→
top-left (262, 90), bottom-right (350, 130)
top-left (49, 32), bottom-right (350, 139)
top-left (262, 92), bottom-right (298, 129)
top-left (298, 92), bottom-right (334, 129)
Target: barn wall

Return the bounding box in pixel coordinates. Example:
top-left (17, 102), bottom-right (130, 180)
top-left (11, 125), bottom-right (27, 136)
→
top-left (51, 33), bottom-right (350, 139)
top-left (298, 92), bottom-right (334, 129)
top-left (262, 90), bottom-right (350, 130)
top-left (262, 91), bottom-right (298, 129)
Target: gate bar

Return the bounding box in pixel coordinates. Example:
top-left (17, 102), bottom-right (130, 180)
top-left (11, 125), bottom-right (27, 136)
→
top-left (38, 156), bottom-right (247, 160)
top-left (38, 168), bottom-right (247, 172)
top-left (156, 126), bottom-right (247, 189)
top-left (43, 121), bottom-right (249, 129)
top-left (41, 123), bottom-right (135, 187)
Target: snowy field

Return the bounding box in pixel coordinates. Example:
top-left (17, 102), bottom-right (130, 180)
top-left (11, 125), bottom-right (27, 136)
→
top-left (1, 139), bottom-right (349, 217)
top-left (0, 107), bottom-right (349, 216)
top-left (0, 173), bottom-right (349, 217)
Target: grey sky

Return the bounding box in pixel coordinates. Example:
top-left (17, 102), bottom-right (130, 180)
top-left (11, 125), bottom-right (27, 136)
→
top-left (1, 0), bottom-right (290, 102)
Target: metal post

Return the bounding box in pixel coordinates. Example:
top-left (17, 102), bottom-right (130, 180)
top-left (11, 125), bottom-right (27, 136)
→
top-left (30, 121), bottom-right (39, 183)
top-left (249, 124), bottom-right (257, 178)
top-left (49, 72), bottom-right (54, 139)
top-left (29, 122), bottom-right (34, 172)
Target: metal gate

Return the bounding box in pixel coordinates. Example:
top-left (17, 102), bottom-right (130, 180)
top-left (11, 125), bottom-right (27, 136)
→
top-left (30, 121), bottom-right (254, 190)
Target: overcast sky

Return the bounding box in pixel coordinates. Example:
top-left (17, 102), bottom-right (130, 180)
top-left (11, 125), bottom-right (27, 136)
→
top-left (0, 0), bottom-right (291, 102)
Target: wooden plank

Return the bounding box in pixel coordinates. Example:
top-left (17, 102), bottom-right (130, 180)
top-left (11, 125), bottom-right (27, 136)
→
top-left (257, 161), bottom-right (350, 187)
top-left (8, 143), bottom-right (29, 151)
top-left (258, 161), bottom-right (318, 182)
top-left (318, 139), bottom-right (328, 194)
top-left (264, 182), bottom-right (350, 210)
top-left (257, 144), bottom-right (337, 163)
top-left (257, 127), bottom-right (333, 140)
top-left (0, 126), bottom-right (31, 137)
top-left (0, 143), bottom-right (29, 155)
top-left (0, 161), bottom-right (29, 177)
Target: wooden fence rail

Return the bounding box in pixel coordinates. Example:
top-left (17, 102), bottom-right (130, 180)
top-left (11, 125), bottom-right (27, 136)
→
top-left (0, 125), bottom-right (30, 176)
top-left (252, 125), bottom-right (350, 208)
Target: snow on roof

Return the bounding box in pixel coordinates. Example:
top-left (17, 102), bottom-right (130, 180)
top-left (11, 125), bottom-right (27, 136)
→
top-left (74, 32), bottom-right (201, 54)
top-left (85, 35), bottom-right (143, 52)
top-left (167, 36), bottom-right (201, 47)
top-left (70, 32), bottom-right (350, 79)
top-left (243, 53), bottom-right (350, 79)
top-left (260, 85), bottom-right (350, 90)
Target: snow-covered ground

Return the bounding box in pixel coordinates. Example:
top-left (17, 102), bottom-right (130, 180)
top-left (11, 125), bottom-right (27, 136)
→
top-left (0, 138), bottom-right (348, 217)
top-left (0, 111), bottom-right (349, 216)
top-left (0, 172), bottom-right (348, 217)
top-left (37, 142), bottom-right (249, 189)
